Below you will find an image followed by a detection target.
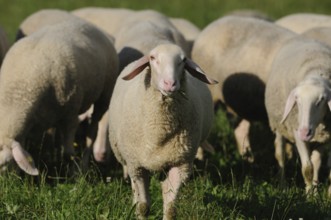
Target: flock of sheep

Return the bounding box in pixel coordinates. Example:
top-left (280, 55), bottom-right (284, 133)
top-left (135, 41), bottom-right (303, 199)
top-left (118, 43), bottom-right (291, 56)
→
top-left (1, 6), bottom-right (331, 219)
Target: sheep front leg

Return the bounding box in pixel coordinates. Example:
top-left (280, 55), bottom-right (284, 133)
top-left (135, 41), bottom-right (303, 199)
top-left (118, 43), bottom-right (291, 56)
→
top-left (311, 148), bottom-right (323, 187)
top-left (274, 131), bottom-right (286, 185)
top-left (234, 119), bottom-right (254, 163)
top-left (162, 163), bottom-right (191, 220)
top-left (294, 130), bottom-right (313, 194)
top-left (129, 167), bottom-right (150, 219)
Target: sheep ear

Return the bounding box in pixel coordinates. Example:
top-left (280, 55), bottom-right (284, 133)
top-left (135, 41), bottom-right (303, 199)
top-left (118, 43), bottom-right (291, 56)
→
top-left (11, 141), bottom-right (39, 176)
top-left (122, 55), bottom-right (150, 80)
top-left (184, 58), bottom-right (218, 84)
top-left (280, 89), bottom-right (297, 124)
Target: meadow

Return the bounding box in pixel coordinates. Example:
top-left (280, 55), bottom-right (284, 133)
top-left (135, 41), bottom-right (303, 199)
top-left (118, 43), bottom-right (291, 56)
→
top-left (0, 0), bottom-right (331, 219)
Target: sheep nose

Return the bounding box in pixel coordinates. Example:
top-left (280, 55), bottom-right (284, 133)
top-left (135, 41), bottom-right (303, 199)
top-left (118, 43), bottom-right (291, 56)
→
top-left (299, 127), bottom-right (313, 141)
top-left (163, 80), bottom-right (177, 92)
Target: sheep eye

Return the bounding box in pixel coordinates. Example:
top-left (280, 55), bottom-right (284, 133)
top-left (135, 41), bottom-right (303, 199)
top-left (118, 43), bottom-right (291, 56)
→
top-left (316, 96), bottom-right (325, 106)
top-left (150, 55), bottom-right (155, 60)
top-left (178, 57), bottom-right (186, 66)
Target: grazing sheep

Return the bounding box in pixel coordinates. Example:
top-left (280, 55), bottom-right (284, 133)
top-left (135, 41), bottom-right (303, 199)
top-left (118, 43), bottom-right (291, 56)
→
top-left (114, 9), bottom-right (189, 71)
top-left (169, 17), bottom-right (200, 56)
top-left (15, 8), bottom-right (75, 41)
top-left (108, 43), bottom-right (217, 219)
top-left (225, 9), bottom-right (274, 21)
top-left (302, 26), bottom-right (331, 46)
top-left (0, 18), bottom-right (118, 175)
top-left (71, 7), bottom-right (134, 37)
top-left (276, 13), bottom-right (331, 34)
top-left (192, 16), bottom-right (296, 163)
top-left (265, 36), bottom-right (331, 195)
top-left (0, 26), bottom-right (9, 67)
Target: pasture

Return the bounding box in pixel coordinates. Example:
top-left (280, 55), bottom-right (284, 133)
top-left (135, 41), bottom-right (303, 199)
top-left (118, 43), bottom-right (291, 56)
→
top-left (0, 0), bottom-right (331, 219)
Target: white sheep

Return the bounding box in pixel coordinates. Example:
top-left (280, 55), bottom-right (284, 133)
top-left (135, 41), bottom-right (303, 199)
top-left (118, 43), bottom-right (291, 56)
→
top-left (265, 36), bottom-right (331, 195)
top-left (276, 13), bottom-right (331, 34)
top-left (169, 17), bottom-right (200, 56)
top-left (0, 17), bottom-right (118, 175)
top-left (114, 10), bottom-right (190, 70)
top-left (108, 43), bottom-right (217, 219)
top-left (16, 8), bottom-right (75, 41)
top-left (71, 7), bottom-right (134, 37)
top-left (225, 9), bottom-right (274, 21)
top-left (302, 26), bottom-right (331, 46)
top-left (192, 16), bottom-right (296, 164)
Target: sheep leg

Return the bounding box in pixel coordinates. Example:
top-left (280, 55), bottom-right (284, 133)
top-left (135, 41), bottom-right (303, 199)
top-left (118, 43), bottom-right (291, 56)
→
top-left (327, 148), bottom-right (331, 197)
top-left (294, 130), bottom-right (313, 194)
top-left (57, 117), bottom-right (80, 175)
top-left (129, 167), bottom-right (150, 219)
top-left (274, 131), bottom-right (286, 186)
top-left (311, 147), bottom-right (323, 186)
top-left (162, 163), bottom-right (191, 220)
top-left (82, 99), bottom-right (109, 170)
top-left (234, 119), bottom-right (254, 163)
top-left (92, 110), bottom-right (109, 162)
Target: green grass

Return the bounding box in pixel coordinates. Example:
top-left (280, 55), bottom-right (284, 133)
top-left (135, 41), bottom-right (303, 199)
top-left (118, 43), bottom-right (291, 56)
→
top-left (1, 0), bottom-right (331, 219)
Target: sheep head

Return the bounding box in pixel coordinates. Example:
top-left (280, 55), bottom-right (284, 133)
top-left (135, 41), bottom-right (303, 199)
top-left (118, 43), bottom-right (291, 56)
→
top-left (122, 44), bottom-right (217, 96)
top-left (280, 76), bottom-right (331, 141)
top-left (0, 140), bottom-right (39, 175)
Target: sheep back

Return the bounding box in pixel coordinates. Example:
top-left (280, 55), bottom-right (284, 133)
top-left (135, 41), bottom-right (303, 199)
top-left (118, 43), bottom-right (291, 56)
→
top-left (16, 9), bottom-right (75, 40)
top-left (276, 13), bottom-right (331, 34)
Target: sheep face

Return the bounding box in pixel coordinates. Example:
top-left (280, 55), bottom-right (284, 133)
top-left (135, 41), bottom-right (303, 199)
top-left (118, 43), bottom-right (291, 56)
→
top-left (281, 77), bottom-right (331, 141)
top-left (149, 44), bottom-right (185, 96)
top-left (122, 44), bottom-right (218, 89)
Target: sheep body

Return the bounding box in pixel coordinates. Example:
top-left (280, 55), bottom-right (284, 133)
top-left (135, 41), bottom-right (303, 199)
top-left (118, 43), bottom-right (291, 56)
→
top-left (108, 43), bottom-right (216, 219)
top-left (16, 9), bottom-right (75, 40)
top-left (276, 13), bottom-right (331, 34)
top-left (302, 27), bottom-right (331, 46)
top-left (71, 7), bottom-right (134, 36)
top-left (0, 18), bottom-right (118, 175)
top-left (115, 10), bottom-right (189, 70)
top-left (265, 36), bottom-right (331, 193)
top-left (192, 16), bottom-right (296, 161)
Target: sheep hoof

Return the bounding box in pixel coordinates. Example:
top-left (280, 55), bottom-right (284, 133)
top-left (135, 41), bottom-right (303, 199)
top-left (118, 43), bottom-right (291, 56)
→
top-left (242, 150), bottom-right (254, 163)
top-left (164, 201), bottom-right (176, 220)
top-left (136, 202), bottom-right (149, 219)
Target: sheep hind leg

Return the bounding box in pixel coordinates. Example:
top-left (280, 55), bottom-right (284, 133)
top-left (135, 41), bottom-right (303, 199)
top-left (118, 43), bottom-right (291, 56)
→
top-left (58, 117), bottom-right (80, 176)
top-left (274, 131), bottom-right (286, 187)
top-left (162, 163), bottom-right (191, 220)
top-left (129, 167), bottom-right (150, 219)
top-left (234, 119), bottom-right (254, 163)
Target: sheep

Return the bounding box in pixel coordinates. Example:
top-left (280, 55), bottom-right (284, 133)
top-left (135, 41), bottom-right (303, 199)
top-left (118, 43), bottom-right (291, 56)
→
top-left (192, 15), bottom-right (296, 164)
top-left (108, 43), bottom-right (217, 219)
top-left (169, 17), bottom-right (200, 56)
top-left (225, 9), bottom-right (274, 21)
top-left (265, 36), bottom-right (331, 195)
top-left (15, 8), bottom-right (75, 41)
top-left (276, 13), bottom-right (331, 34)
top-left (302, 27), bottom-right (331, 46)
top-left (114, 9), bottom-right (190, 71)
top-left (0, 17), bottom-right (118, 175)
top-left (71, 7), bottom-right (134, 37)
